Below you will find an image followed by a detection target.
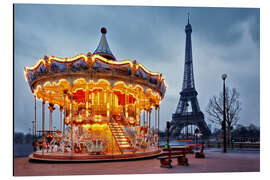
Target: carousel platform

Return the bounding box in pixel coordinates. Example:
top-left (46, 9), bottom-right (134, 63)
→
top-left (28, 149), bottom-right (161, 162)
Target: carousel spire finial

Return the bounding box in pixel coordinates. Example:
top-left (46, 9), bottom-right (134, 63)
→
top-left (101, 27), bottom-right (107, 34)
top-left (93, 27), bottom-right (116, 60)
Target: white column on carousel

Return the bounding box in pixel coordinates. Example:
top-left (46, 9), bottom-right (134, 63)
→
top-left (143, 109), bottom-right (146, 127)
top-left (42, 100), bottom-right (45, 155)
top-left (34, 96), bottom-right (36, 143)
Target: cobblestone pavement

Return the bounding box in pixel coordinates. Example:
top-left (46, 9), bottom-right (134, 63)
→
top-left (14, 151), bottom-right (259, 176)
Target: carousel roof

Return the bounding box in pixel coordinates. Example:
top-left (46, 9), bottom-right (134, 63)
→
top-left (24, 27), bottom-right (167, 101)
top-left (93, 27), bottom-right (116, 61)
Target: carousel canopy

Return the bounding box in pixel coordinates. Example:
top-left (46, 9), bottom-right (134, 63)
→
top-left (24, 27), bottom-right (167, 109)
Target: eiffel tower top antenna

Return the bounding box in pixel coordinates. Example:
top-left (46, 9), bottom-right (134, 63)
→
top-left (187, 12), bottom-right (190, 24)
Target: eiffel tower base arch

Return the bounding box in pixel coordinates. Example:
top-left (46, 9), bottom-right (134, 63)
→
top-left (171, 112), bottom-right (211, 138)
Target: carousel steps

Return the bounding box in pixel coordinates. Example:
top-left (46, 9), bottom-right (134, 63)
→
top-left (115, 139), bottom-right (128, 142)
top-left (108, 122), bottom-right (133, 153)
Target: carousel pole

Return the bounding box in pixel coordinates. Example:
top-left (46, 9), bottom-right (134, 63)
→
top-left (49, 105), bottom-right (51, 131)
top-left (70, 94), bottom-right (74, 157)
top-left (158, 105), bottom-right (160, 150)
top-left (60, 106), bottom-right (63, 133)
top-left (148, 109), bottom-right (151, 137)
top-left (63, 108), bottom-right (66, 134)
top-left (42, 100), bottom-right (45, 155)
top-left (148, 109), bottom-right (150, 136)
top-left (147, 110), bottom-right (149, 132)
top-left (143, 109), bottom-right (146, 127)
top-left (149, 108), bottom-right (152, 149)
top-left (142, 109), bottom-right (144, 145)
top-left (155, 106), bottom-right (158, 148)
top-left (62, 91), bottom-right (66, 154)
top-left (146, 109), bottom-right (149, 150)
top-left (63, 91), bottom-right (67, 136)
top-left (34, 96), bottom-right (36, 141)
top-left (155, 106), bottom-right (157, 137)
top-left (63, 90), bottom-right (69, 141)
top-left (125, 90), bottom-right (127, 118)
top-left (86, 88), bottom-right (89, 119)
top-left (111, 90), bottom-right (114, 155)
top-left (48, 103), bottom-right (55, 132)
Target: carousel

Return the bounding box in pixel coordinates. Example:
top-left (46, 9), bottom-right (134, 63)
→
top-left (25, 27), bottom-right (167, 161)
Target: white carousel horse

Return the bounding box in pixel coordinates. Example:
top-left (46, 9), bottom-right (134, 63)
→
top-left (53, 144), bottom-right (58, 152)
top-left (85, 140), bottom-right (94, 153)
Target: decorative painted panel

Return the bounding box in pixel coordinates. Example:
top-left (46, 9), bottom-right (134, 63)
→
top-left (70, 59), bottom-right (88, 72)
top-left (50, 61), bottom-right (66, 73)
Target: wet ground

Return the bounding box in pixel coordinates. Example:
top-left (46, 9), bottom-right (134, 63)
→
top-left (14, 149), bottom-right (259, 176)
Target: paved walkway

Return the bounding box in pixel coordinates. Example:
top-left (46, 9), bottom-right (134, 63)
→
top-left (14, 151), bottom-right (260, 176)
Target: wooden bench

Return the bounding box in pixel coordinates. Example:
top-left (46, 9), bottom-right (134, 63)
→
top-left (186, 144), bottom-right (195, 154)
top-left (194, 144), bottom-right (205, 158)
top-left (157, 147), bottom-right (189, 168)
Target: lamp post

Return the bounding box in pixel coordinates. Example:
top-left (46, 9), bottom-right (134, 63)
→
top-left (186, 102), bottom-right (189, 139)
top-left (195, 128), bottom-right (199, 150)
top-left (221, 74), bottom-right (227, 153)
top-left (166, 121), bottom-right (171, 149)
top-left (32, 121), bottom-right (34, 141)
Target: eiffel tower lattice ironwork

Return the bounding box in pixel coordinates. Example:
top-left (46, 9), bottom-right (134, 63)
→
top-left (171, 16), bottom-right (211, 138)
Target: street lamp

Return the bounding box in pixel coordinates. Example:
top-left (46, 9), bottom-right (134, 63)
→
top-left (166, 121), bottom-right (171, 149)
top-left (32, 120), bottom-right (35, 144)
top-left (186, 102), bottom-right (189, 139)
top-left (194, 128), bottom-right (199, 150)
top-left (221, 73), bottom-right (227, 153)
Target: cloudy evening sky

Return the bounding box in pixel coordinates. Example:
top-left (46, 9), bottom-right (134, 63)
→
top-left (14, 4), bottom-right (260, 133)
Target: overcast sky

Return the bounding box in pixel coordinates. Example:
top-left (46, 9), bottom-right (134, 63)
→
top-left (14, 4), bottom-right (260, 134)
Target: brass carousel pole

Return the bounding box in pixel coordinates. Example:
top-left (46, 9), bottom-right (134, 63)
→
top-left (155, 106), bottom-right (157, 141)
top-left (70, 94), bottom-right (74, 157)
top-left (63, 108), bottom-right (66, 134)
top-left (146, 110), bottom-right (149, 134)
top-left (148, 109), bottom-right (151, 137)
top-left (60, 106), bottom-right (63, 133)
top-left (86, 88), bottom-right (89, 120)
top-left (158, 105), bottom-right (160, 150)
top-left (62, 91), bottom-right (66, 155)
top-left (143, 108), bottom-right (146, 141)
top-left (111, 90), bottom-right (114, 155)
top-left (63, 91), bottom-right (67, 136)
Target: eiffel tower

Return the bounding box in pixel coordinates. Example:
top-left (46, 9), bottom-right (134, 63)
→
top-left (171, 15), bottom-right (211, 138)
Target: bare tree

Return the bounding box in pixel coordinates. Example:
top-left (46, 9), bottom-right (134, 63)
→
top-left (206, 87), bottom-right (241, 134)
